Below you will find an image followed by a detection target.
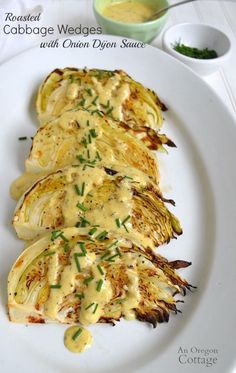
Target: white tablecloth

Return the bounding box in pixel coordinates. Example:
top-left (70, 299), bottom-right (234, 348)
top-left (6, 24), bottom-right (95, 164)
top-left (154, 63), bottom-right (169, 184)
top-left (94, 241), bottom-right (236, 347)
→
top-left (0, 0), bottom-right (236, 121)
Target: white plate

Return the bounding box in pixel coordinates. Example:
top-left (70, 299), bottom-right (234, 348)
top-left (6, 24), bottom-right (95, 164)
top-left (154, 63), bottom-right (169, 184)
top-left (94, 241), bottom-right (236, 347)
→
top-left (0, 35), bottom-right (236, 373)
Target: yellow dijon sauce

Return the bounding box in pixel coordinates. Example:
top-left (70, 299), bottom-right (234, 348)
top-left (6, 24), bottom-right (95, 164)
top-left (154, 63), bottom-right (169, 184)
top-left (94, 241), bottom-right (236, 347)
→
top-left (102, 1), bottom-right (154, 24)
top-left (42, 72), bottom-right (130, 124)
top-left (121, 253), bottom-right (140, 320)
top-left (64, 326), bottom-right (93, 353)
top-left (61, 166), bottom-right (133, 231)
top-left (10, 74), bottom-right (131, 201)
top-left (79, 263), bottom-right (113, 325)
top-left (10, 172), bottom-right (45, 201)
top-left (65, 74), bottom-right (130, 122)
top-left (9, 226), bottom-right (146, 351)
top-left (42, 230), bottom-right (142, 319)
top-left (60, 167), bottom-right (153, 248)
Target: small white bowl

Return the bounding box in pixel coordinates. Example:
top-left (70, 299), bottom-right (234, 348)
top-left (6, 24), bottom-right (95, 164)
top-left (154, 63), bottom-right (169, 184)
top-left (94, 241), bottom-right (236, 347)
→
top-left (162, 23), bottom-right (231, 76)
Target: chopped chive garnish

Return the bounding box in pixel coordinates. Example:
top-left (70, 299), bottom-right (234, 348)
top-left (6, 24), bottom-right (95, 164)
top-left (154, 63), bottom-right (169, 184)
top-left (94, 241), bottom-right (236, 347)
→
top-left (82, 217), bottom-right (90, 226)
top-left (122, 215), bottom-right (131, 225)
top-left (76, 242), bottom-right (87, 256)
top-left (63, 243), bottom-right (70, 252)
top-left (51, 230), bottom-right (68, 242)
top-left (51, 230), bottom-right (61, 241)
top-left (89, 128), bottom-right (97, 138)
top-left (86, 88), bottom-right (93, 96)
top-left (81, 182), bottom-right (85, 196)
top-left (93, 303), bottom-right (98, 314)
top-left (50, 284), bottom-right (61, 289)
top-left (79, 242), bottom-right (86, 250)
top-left (87, 149), bottom-right (90, 159)
top-left (84, 275), bottom-right (94, 285)
top-left (101, 100), bottom-right (110, 109)
top-left (96, 279), bottom-right (103, 292)
top-left (75, 250), bottom-right (86, 258)
top-left (173, 42), bottom-right (218, 59)
top-left (75, 293), bottom-right (84, 299)
top-left (106, 240), bottom-right (119, 249)
top-left (72, 328), bottom-right (83, 341)
top-left (121, 215), bottom-right (130, 233)
top-left (100, 250), bottom-right (110, 260)
top-left (95, 151), bottom-right (102, 161)
top-left (91, 109), bottom-right (103, 117)
top-left (106, 106), bottom-right (113, 116)
top-left (78, 97), bottom-right (85, 107)
top-left (96, 230), bottom-right (108, 241)
top-left (86, 120), bottom-right (90, 127)
top-left (80, 137), bottom-right (87, 148)
top-left (83, 163), bottom-right (95, 170)
top-left (87, 238), bottom-right (95, 242)
top-left (74, 253), bottom-right (81, 272)
top-left (115, 218), bottom-right (121, 228)
top-left (116, 247), bottom-right (122, 257)
top-left (124, 176), bottom-right (133, 180)
top-left (88, 159), bottom-right (96, 165)
top-left (76, 216), bottom-right (90, 228)
top-left (97, 265), bottom-right (104, 275)
top-left (75, 120), bottom-right (80, 128)
top-left (76, 202), bottom-right (87, 212)
top-left (44, 251), bottom-right (56, 256)
top-left (77, 154), bottom-right (86, 163)
top-left (88, 134), bottom-right (92, 144)
top-left (88, 227), bottom-right (97, 236)
top-left (18, 136), bottom-right (27, 140)
top-left (85, 302), bottom-right (95, 310)
top-left (105, 253), bottom-right (120, 262)
top-left (92, 96), bottom-right (98, 105)
top-left (75, 251), bottom-right (86, 258)
top-left (74, 184), bottom-right (81, 195)
top-left (60, 233), bottom-right (69, 242)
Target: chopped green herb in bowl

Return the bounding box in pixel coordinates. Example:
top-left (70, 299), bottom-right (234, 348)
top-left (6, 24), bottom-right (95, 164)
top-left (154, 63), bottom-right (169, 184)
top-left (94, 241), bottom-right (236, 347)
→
top-left (163, 23), bottom-right (231, 75)
top-left (173, 42), bottom-right (218, 60)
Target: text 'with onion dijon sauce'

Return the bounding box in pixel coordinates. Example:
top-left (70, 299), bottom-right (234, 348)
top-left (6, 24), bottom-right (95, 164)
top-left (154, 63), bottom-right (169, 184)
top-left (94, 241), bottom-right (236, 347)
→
top-left (102, 1), bottom-right (154, 24)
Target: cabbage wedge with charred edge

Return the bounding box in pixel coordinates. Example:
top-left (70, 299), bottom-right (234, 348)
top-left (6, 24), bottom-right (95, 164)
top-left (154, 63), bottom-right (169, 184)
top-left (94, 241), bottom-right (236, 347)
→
top-left (8, 228), bottom-right (193, 327)
top-left (11, 109), bottom-right (160, 200)
top-left (36, 67), bottom-right (175, 151)
top-left (12, 165), bottom-right (182, 246)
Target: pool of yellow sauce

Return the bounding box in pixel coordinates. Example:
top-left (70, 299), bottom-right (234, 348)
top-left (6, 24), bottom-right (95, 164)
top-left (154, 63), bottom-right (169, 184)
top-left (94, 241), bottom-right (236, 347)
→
top-left (64, 326), bottom-right (93, 353)
top-left (102, 1), bottom-right (154, 24)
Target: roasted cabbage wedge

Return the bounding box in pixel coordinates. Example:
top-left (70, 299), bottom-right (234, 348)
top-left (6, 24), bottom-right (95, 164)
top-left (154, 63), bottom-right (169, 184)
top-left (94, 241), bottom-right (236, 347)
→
top-left (13, 165), bottom-right (182, 246)
top-left (36, 68), bottom-right (174, 150)
top-left (11, 109), bottom-right (160, 200)
top-left (8, 227), bottom-right (192, 326)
